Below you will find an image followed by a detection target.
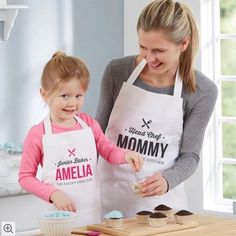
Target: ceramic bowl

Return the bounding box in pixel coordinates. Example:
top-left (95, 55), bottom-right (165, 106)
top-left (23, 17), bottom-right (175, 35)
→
top-left (38, 211), bottom-right (76, 236)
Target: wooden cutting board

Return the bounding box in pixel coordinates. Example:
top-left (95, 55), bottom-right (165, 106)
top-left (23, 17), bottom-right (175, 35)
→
top-left (32, 214), bottom-right (236, 236)
top-left (80, 218), bottom-right (198, 236)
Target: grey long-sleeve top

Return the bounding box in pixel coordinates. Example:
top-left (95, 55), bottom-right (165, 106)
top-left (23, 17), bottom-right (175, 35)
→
top-left (95, 56), bottom-right (218, 190)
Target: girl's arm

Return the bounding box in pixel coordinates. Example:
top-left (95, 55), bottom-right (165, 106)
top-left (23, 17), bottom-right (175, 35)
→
top-left (18, 125), bottom-right (56, 202)
top-left (80, 113), bottom-right (143, 171)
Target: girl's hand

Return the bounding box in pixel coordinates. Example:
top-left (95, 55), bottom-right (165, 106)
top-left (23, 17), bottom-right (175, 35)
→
top-left (125, 151), bottom-right (143, 171)
top-left (140, 172), bottom-right (168, 197)
top-left (50, 190), bottom-right (77, 212)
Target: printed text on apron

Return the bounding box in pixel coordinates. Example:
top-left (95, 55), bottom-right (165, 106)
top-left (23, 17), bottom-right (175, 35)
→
top-left (42, 115), bottom-right (101, 226)
top-left (98, 59), bottom-right (187, 217)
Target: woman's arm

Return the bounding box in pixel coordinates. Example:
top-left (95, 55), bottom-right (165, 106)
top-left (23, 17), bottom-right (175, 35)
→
top-left (96, 61), bottom-right (115, 132)
top-left (142, 75), bottom-right (218, 195)
top-left (96, 56), bottom-right (135, 132)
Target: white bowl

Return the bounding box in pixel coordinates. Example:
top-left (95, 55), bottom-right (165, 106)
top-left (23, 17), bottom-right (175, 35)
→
top-left (38, 211), bottom-right (76, 236)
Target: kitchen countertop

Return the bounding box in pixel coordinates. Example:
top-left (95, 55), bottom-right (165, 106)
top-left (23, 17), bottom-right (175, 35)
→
top-left (34, 213), bottom-right (236, 236)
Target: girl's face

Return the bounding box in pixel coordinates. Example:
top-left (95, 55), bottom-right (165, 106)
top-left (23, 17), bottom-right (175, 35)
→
top-left (138, 29), bottom-right (189, 75)
top-left (41, 77), bottom-right (85, 126)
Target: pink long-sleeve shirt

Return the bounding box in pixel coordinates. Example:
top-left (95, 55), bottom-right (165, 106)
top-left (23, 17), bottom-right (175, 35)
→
top-left (19, 112), bottom-right (127, 202)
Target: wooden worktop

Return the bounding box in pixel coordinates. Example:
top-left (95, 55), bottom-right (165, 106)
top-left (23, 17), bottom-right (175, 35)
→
top-left (34, 213), bottom-right (236, 236)
top-left (158, 213), bottom-right (236, 236)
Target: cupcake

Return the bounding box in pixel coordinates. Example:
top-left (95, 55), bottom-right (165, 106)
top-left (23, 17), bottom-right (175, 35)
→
top-left (136, 211), bottom-right (153, 224)
top-left (148, 212), bottom-right (168, 227)
top-left (174, 210), bottom-right (193, 224)
top-left (104, 210), bottom-right (123, 228)
top-left (154, 204), bottom-right (173, 219)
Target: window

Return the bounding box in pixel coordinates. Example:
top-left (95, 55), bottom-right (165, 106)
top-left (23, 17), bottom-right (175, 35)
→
top-left (201, 0), bottom-right (236, 214)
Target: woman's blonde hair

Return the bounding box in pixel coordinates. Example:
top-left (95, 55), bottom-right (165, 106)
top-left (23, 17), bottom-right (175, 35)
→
top-left (41, 51), bottom-right (90, 98)
top-left (137, 0), bottom-right (199, 92)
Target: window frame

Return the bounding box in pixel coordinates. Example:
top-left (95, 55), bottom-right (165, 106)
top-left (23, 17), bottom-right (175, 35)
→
top-left (201, 0), bottom-right (236, 215)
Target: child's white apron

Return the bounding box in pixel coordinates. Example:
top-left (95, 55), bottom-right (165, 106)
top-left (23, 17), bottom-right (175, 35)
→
top-left (98, 59), bottom-right (187, 217)
top-left (42, 115), bottom-right (101, 226)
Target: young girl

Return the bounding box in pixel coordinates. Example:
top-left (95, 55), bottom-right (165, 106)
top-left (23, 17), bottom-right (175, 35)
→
top-left (18, 51), bottom-right (143, 226)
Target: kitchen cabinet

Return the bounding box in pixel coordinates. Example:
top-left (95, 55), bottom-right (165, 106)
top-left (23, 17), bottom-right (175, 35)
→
top-left (0, 0), bottom-right (28, 40)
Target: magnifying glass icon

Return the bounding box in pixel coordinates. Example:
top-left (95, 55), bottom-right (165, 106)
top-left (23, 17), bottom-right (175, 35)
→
top-left (3, 223), bottom-right (13, 233)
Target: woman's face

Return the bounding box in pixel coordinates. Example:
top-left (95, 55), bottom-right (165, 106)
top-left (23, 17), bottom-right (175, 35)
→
top-left (138, 29), bottom-right (188, 75)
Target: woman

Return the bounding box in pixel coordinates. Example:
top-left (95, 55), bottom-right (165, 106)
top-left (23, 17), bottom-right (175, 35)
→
top-left (96, 0), bottom-right (217, 217)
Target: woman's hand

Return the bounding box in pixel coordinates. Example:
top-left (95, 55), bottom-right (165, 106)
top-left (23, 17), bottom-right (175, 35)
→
top-left (50, 190), bottom-right (77, 212)
top-left (125, 151), bottom-right (143, 171)
top-left (140, 172), bottom-right (168, 197)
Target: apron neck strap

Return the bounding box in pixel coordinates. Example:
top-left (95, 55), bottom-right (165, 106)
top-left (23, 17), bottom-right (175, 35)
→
top-left (127, 58), bottom-right (146, 85)
top-left (127, 58), bottom-right (182, 98)
top-left (74, 115), bottom-right (88, 129)
top-left (173, 69), bottom-right (183, 98)
top-left (43, 114), bottom-right (88, 135)
top-left (44, 115), bottom-right (52, 135)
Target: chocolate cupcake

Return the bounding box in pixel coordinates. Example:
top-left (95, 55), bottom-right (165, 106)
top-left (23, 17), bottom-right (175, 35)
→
top-left (148, 212), bottom-right (168, 227)
top-left (154, 204), bottom-right (173, 219)
top-left (136, 211), bottom-right (153, 224)
top-left (174, 210), bottom-right (193, 224)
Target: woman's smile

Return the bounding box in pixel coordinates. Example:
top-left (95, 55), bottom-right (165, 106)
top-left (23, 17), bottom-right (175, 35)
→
top-left (148, 62), bottom-right (163, 70)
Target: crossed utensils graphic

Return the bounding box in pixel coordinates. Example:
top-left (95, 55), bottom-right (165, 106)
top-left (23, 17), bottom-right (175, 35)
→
top-left (68, 148), bottom-right (76, 157)
top-left (142, 118), bottom-right (152, 129)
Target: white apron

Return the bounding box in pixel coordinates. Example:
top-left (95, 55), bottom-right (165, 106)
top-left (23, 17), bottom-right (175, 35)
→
top-left (98, 59), bottom-right (187, 217)
top-left (42, 115), bottom-right (101, 226)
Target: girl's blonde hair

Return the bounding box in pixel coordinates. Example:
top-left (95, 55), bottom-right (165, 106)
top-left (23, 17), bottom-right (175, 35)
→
top-left (41, 51), bottom-right (90, 98)
top-left (137, 0), bottom-right (199, 92)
